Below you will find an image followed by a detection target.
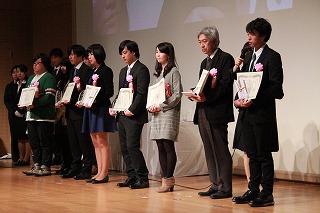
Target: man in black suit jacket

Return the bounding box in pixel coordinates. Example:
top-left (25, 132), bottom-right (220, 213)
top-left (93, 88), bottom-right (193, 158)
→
top-left (60, 45), bottom-right (94, 180)
top-left (4, 66), bottom-right (19, 163)
top-left (50, 48), bottom-right (64, 165)
top-left (232, 18), bottom-right (284, 207)
top-left (110, 40), bottom-right (150, 189)
top-left (190, 26), bottom-right (234, 199)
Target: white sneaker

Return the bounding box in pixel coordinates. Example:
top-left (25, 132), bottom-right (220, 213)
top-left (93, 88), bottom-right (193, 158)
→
top-left (35, 165), bottom-right (51, 176)
top-left (0, 153), bottom-right (12, 159)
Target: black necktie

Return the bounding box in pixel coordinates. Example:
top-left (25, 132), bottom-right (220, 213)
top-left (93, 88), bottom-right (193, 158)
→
top-left (206, 57), bottom-right (211, 70)
top-left (249, 53), bottom-right (256, 72)
top-left (73, 68), bottom-right (78, 77)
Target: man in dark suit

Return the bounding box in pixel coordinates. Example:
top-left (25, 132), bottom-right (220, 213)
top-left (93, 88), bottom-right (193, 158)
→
top-left (110, 40), bottom-right (150, 189)
top-left (190, 26), bottom-right (234, 199)
top-left (232, 18), bottom-right (284, 207)
top-left (4, 65), bottom-right (19, 163)
top-left (50, 48), bottom-right (64, 165)
top-left (60, 44), bottom-right (94, 180)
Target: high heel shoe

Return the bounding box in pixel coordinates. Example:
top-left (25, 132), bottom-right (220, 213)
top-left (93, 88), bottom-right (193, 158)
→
top-left (92, 175), bottom-right (109, 184)
top-left (157, 177), bottom-right (175, 193)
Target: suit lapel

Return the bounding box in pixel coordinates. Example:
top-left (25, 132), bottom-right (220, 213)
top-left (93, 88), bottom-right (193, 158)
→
top-left (120, 67), bottom-right (127, 88)
top-left (256, 44), bottom-right (269, 65)
top-left (211, 49), bottom-right (222, 68)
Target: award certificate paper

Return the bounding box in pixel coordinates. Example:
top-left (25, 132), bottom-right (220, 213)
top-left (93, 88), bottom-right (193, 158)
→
top-left (181, 91), bottom-right (196, 98)
top-left (182, 69), bottom-right (209, 97)
top-left (234, 79), bottom-right (248, 101)
top-left (18, 87), bottom-right (37, 107)
top-left (237, 72), bottom-right (263, 99)
top-left (146, 78), bottom-right (165, 108)
top-left (78, 85), bottom-right (101, 107)
top-left (112, 88), bottom-right (133, 111)
top-left (192, 69), bottom-right (209, 95)
top-left (61, 82), bottom-right (75, 103)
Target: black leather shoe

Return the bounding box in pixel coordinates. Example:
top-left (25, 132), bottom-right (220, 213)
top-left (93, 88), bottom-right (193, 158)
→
top-left (74, 172), bottom-right (92, 180)
top-left (61, 170), bottom-right (80, 178)
top-left (56, 167), bottom-right (70, 175)
top-left (86, 178), bottom-right (95, 183)
top-left (129, 180), bottom-right (149, 189)
top-left (198, 188), bottom-right (218, 196)
top-left (249, 194), bottom-right (274, 207)
top-left (92, 176), bottom-right (109, 184)
top-left (233, 190), bottom-right (259, 204)
top-left (210, 191), bottom-right (232, 199)
top-left (117, 177), bottom-right (137, 187)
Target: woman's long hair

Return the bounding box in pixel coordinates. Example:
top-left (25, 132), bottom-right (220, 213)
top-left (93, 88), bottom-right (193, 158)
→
top-left (154, 42), bottom-right (178, 78)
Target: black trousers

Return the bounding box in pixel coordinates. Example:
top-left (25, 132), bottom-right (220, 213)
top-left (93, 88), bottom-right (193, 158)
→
top-left (242, 119), bottom-right (275, 195)
top-left (55, 131), bottom-right (72, 168)
top-left (118, 116), bottom-right (149, 181)
top-left (8, 115), bottom-right (19, 162)
top-left (67, 119), bottom-right (94, 174)
top-left (247, 152), bottom-right (274, 195)
top-left (27, 121), bottom-right (54, 167)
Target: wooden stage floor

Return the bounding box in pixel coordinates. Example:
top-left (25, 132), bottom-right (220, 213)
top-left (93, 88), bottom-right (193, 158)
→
top-left (0, 161), bottom-right (319, 213)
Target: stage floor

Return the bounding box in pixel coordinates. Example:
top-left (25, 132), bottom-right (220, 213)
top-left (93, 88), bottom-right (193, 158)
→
top-left (1, 161), bottom-right (319, 212)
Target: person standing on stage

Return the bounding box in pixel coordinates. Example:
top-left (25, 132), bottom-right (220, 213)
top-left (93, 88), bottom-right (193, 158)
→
top-left (110, 40), bottom-right (150, 189)
top-left (232, 18), bottom-right (284, 207)
top-left (147, 42), bottom-right (182, 193)
top-left (189, 26), bottom-right (234, 199)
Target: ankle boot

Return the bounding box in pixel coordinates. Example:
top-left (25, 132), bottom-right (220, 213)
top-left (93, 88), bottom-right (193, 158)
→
top-left (157, 177), bottom-right (175, 193)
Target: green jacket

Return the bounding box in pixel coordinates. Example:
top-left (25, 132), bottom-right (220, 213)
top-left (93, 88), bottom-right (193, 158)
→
top-left (26, 72), bottom-right (56, 121)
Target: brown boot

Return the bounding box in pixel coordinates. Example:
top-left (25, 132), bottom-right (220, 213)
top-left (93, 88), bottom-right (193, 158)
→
top-left (157, 177), bottom-right (175, 193)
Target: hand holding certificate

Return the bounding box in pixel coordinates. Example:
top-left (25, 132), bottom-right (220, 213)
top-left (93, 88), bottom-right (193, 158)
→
top-left (236, 72), bottom-right (263, 100)
top-left (18, 87), bottom-right (37, 107)
top-left (77, 85), bottom-right (101, 107)
top-left (61, 82), bottom-right (75, 104)
top-left (235, 79), bottom-right (248, 101)
top-left (182, 69), bottom-right (209, 99)
top-left (112, 88), bottom-right (133, 111)
top-left (146, 78), bottom-right (166, 109)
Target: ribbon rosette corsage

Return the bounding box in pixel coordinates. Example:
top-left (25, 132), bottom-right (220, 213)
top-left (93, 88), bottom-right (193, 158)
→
top-left (126, 74), bottom-right (134, 93)
top-left (164, 80), bottom-right (172, 98)
top-left (92, 74), bottom-right (99, 86)
top-left (209, 68), bottom-right (218, 89)
top-left (33, 81), bottom-right (40, 98)
top-left (73, 76), bottom-right (81, 91)
top-left (255, 63), bottom-right (263, 72)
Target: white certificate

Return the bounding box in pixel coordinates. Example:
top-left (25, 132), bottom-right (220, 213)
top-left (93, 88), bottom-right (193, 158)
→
top-left (78, 85), bottom-right (101, 107)
top-left (192, 69), bottom-right (209, 95)
top-left (112, 88), bottom-right (133, 111)
top-left (234, 79), bottom-right (248, 101)
top-left (61, 82), bottom-right (75, 103)
top-left (181, 91), bottom-right (196, 98)
top-left (237, 72), bottom-right (263, 100)
top-left (18, 87), bottom-right (37, 107)
top-left (146, 78), bottom-right (166, 108)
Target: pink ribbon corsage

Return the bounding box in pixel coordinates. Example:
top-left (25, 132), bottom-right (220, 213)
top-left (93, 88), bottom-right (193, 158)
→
top-left (209, 68), bottom-right (218, 89)
top-left (126, 75), bottom-right (134, 93)
top-left (209, 68), bottom-right (218, 76)
top-left (255, 63), bottom-right (263, 72)
top-left (73, 76), bottom-right (81, 91)
top-left (92, 74), bottom-right (99, 86)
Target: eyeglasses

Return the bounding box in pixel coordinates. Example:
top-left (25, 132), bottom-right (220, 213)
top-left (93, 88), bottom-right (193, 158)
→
top-left (33, 62), bottom-right (42, 65)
